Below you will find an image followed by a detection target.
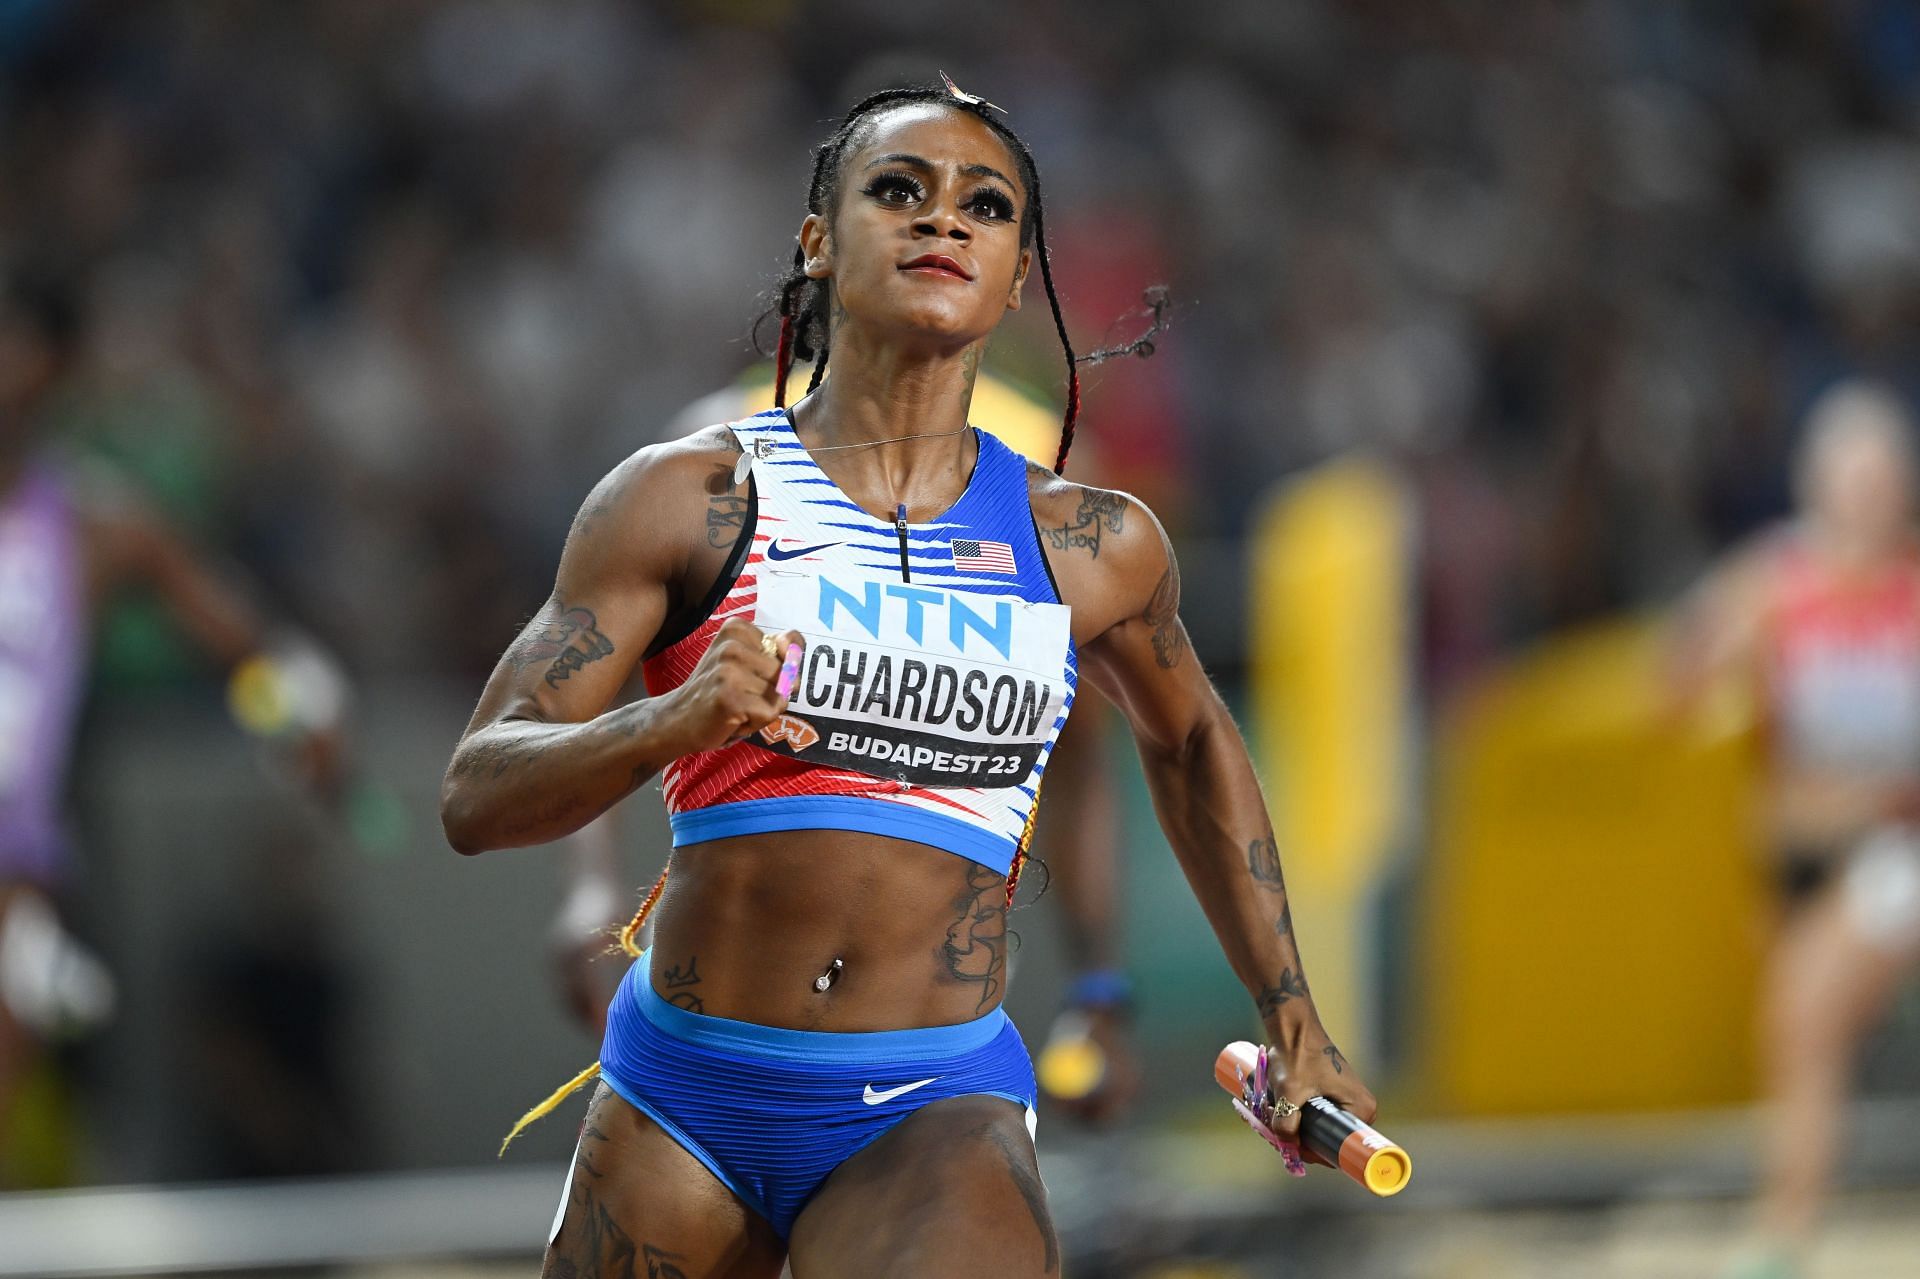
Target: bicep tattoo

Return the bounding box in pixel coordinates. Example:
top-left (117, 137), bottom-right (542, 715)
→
top-left (1142, 560), bottom-right (1187, 669)
top-left (506, 599), bottom-right (617, 688)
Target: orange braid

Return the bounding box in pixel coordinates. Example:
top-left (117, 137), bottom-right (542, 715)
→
top-left (1005, 779), bottom-right (1045, 909)
top-left (616, 865), bottom-right (670, 958)
top-left (503, 867), bottom-right (670, 1157)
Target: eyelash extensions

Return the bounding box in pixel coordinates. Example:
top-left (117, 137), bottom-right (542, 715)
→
top-left (863, 173), bottom-right (1013, 222)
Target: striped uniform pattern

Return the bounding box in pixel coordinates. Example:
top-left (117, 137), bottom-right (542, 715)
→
top-left (641, 408), bottom-right (1076, 874)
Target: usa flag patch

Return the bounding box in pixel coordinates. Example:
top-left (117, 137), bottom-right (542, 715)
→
top-left (951, 538), bottom-right (1017, 574)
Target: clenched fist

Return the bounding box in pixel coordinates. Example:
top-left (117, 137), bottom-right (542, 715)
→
top-left (659, 619), bottom-right (804, 755)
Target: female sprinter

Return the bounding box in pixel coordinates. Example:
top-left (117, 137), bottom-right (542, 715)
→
top-left (1674, 382), bottom-right (1920, 1279)
top-left (442, 80), bottom-right (1374, 1278)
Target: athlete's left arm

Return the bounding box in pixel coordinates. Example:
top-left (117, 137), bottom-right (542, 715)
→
top-left (1073, 492), bottom-right (1376, 1138)
top-left (74, 468), bottom-right (349, 782)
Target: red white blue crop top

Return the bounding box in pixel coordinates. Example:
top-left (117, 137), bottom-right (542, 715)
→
top-left (641, 410), bottom-right (1077, 875)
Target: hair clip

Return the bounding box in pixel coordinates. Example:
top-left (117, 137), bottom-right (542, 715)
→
top-left (939, 70), bottom-right (1004, 114)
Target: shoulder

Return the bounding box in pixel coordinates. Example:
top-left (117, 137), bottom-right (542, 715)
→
top-left (1027, 461), bottom-right (1169, 561)
top-left (558, 422), bottom-right (746, 579)
top-left (1025, 461), bottom-right (1175, 621)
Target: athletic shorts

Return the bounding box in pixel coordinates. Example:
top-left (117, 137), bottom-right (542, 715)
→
top-left (596, 954), bottom-right (1037, 1240)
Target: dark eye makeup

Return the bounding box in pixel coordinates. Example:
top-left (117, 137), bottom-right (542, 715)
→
top-left (862, 172), bottom-right (1016, 223)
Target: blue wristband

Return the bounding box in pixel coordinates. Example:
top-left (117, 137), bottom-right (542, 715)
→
top-left (1064, 969), bottom-right (1133, 1010)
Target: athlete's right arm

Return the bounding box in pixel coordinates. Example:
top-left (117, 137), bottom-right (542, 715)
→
top-left (1664, 538), bottom-right (1772, 722)
top-left (440, 439), bottom-right (795, 855)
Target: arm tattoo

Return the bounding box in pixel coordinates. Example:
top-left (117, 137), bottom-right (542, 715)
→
top-left (504, 599), bottom-right (615, 686)
top-left (569, 491), bottom-right (616, 542)
top-left (540, 606), bottom-right (616, 688)
top-left (940, 862), bottom-right (1008, 1013)
top-left (1142, 562), bottom-right (1187, 668)
top-left (1275, 900), bottom-right (1293, 938)
top-left (660, 956), bottom-right (705, 1014)
top-left (1323, 1043), bottom-right (1347, 1075)
top-left (1041, 489), bottom-right (1128, 558)
top-left (1247, 834), bottom-right (1286, 890)
top-left (706, 494), bottom-right (750, 548)
top-left (1256, 966), bottom-right (1310, 1016)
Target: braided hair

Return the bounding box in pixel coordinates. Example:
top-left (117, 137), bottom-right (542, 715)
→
top-left (758, 80), bottom-right (1168, 475)
top-left (502, 84), bottom-right (1165, 1153)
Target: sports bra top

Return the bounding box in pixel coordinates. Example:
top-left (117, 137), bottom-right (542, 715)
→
top-left (1763, 529), bottom-right (1920, 775)
top-left (641, 410), bottom-right (1077, 875)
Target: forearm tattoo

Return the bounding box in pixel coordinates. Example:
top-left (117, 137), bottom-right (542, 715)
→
top-left (940, 862), bottom-right (1008, 1013)
top-left (1256, 967), bottom-right (1310, 1016)
top-left (1247, 833), bottom-right (1286, 890)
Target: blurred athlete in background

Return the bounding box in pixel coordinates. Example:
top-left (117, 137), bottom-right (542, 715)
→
top-left (0, 262), bottom-right (347, 1185)
top-left (549, 365), bottom-right (1140, 1122)
top-left (1673, 381), bottom-right (1920, 1279)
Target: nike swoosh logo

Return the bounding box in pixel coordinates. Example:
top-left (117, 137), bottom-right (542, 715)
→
top-left (767, 540), bottom-right (841, 561)
top-left (862, 1077), bottom-right (939, 1105)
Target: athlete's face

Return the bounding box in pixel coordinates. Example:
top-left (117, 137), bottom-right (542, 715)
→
top-left (1808, 419), bottom-right (1916, 550)
top-left (800, 105), bottom-right (1031, 352)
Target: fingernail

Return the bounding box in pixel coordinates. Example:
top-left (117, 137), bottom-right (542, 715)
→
top-left (775, 642), bottom-right (802, 699)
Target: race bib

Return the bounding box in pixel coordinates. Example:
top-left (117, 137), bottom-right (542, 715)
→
top-left (752, 568), bottom-right (1072, 788)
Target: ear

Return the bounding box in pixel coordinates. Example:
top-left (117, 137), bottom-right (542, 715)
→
top-left (799, 213), bottom-right (832, 280)
top-left (1006, 247), bottom-right (1031, 312)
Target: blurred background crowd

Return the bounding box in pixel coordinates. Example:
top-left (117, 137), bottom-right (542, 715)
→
top-left (12, 0), bottom-right (1920, 686)
top-left (5, 1), bottom-right (1920, 1276)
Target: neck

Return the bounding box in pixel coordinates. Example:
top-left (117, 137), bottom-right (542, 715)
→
top-left (791, 323), bottom-right (984, 504)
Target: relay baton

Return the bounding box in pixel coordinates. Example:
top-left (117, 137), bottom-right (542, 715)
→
top-left (1214, 1040), bottom-right (1412, 1197)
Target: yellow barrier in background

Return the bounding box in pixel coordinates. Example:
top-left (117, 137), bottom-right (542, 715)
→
top-left (1248, 457), bottom-right (1411, 1064)
top-left (1419, 619), bottom-right (1765, 1114)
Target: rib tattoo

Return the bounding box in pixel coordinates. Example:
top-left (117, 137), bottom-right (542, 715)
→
top-left (941, 862), bottom-right (1009, 1013)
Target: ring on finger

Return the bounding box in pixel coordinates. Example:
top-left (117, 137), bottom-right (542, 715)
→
top-left (1272, 1096), bottom-right (1299, 1120)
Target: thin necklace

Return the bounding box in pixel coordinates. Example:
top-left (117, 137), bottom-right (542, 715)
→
top-left (733, 420), bottom-right (972, 486)
top-left (807, 420), bottom-right (973, 454)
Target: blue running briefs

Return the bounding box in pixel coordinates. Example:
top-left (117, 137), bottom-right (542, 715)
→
top-left (595, 955), bottom-right (1038, 1239)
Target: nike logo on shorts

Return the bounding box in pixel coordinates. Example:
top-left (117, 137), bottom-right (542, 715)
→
top-left (767, 540), bottom-right (842, 561)
top-left (862, 1077), bottom-right (939, 1105)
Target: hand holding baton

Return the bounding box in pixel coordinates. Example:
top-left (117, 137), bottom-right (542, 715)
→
top-left (1214, 1040), bottom-right (1412, 1197)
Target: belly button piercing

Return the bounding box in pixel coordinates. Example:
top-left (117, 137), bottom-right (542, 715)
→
top-left (813, 958), bottom-right (844, 992)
